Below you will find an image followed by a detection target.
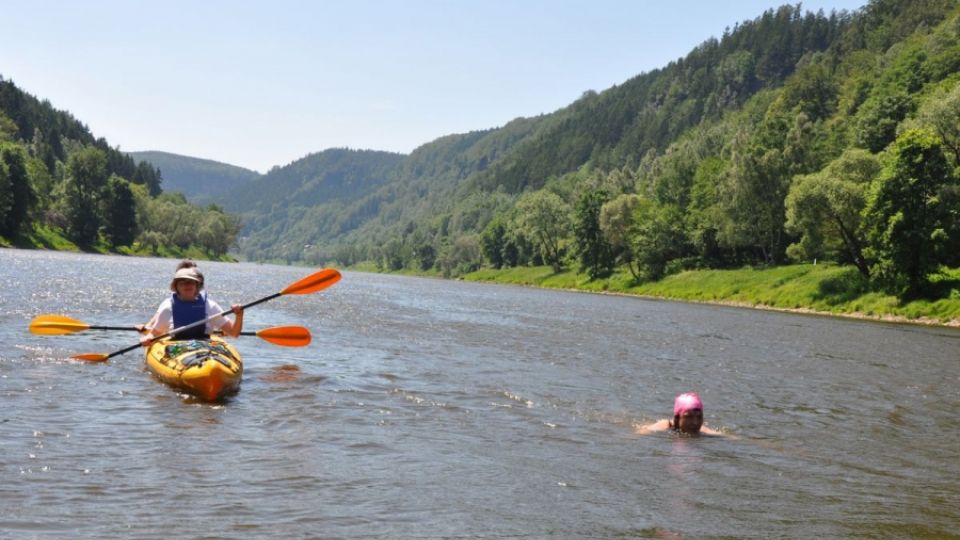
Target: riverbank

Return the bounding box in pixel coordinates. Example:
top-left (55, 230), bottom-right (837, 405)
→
top-left (0, 226), bottom-right (236, 262)
top-left (462, 263), bottom-right (960, 328)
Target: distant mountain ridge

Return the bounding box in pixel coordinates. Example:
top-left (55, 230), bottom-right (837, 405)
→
top-left (225, 148), bottom-right (404, 214)
top-left (128, 150), bottom-right (261, 205)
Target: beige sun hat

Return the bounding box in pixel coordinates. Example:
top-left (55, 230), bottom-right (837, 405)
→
top-left (170, 267), bottom-right (203, 290)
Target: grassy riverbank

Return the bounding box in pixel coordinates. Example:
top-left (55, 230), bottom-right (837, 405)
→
top-left (463, 263), bottom-right (960, 327)
top-left (0, 226), bottom-right (236, 262)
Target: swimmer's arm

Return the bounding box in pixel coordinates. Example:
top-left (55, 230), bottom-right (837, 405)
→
top-left (635, 419), bottom-right (671, 434)
top-left (700, 425), bottom-right (738, 439)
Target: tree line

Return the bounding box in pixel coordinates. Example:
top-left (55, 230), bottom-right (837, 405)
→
top-left (0, 77), bottom-right (240, 256)
top-left (314, 0), bottom-right (960, 300)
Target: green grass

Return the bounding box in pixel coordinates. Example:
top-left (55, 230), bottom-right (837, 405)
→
top-left (463, 263), bottom-right (960, 326)
top-left (4, 225), bottom-right (83, 251)
top-left (2, 226), bottom-right (235, 262)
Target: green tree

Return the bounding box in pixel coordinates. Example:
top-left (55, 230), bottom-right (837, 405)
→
top-left (26, 156), bottom-right (54, 217)
top-left (600, 194), bottom-right (642, 279)
top-left (514, 191), bottom-right (571, 273)
top-left (913, 82), bottom-right (960, 166)
top-left (687, 156), bottom-right (728, 267)
top-left (0, 112), bottom-right (16, 142)
top-left (855, 92), bottom-right (913, 152)
top-left (631, 200), bottom-right (689, 281)
top-left (63, 147), bottom-right (109, 246)
top-left (781, 59), bottom-right (838, 121)
top-left (195, 205), bottom-right (241, 256)
top-left (440, 234), bottom-right (483, 277)
top-left (102, 175), bottom-right (138, 247)
top-left (416, 242), bottom-right (437, 271)
top-left (717, 137), bottom-right (791, 264)
top-left (133, 160), bottom-right (163, 196)
top-left (785, 149), bottom-right (882, 276)
top-left (573, 189), bottom-right (614, 278)
top-left (0, 143), bottom-right (35, 238)
top-left (481, 217), bottom-right (508, 269)
top-left (862, 129), bottom-right (957, 296)
top-left (381, 238), bottom-right (405, 271)
top-left (0, 158), bottom-right (10, 235)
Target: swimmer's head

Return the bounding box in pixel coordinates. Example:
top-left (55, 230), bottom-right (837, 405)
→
top-left (674, 392), bottom-right (703, 416)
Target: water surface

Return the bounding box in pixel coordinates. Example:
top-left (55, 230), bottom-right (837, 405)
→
top-left (1, 249), bottom-right (958, 538)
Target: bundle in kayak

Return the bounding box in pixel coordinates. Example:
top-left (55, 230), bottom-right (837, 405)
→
top-left (144, 336), bottom-right (243, 401)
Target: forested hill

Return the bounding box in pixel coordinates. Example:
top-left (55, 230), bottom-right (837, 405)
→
top-left (0, 79), bottom-right (241, 257)
top-left (223, 148), bottom-right (405, 259)
top-left (0, 79), bottom-right (162, 195)
top-left (225, 148), bottom-right (404, 214)
top-left (232, 0), bottom-right (960, 302)
top-left (129, 151), bottom-right (261, 206)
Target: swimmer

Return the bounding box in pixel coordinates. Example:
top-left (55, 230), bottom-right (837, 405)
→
top-left (636, 392), bottom-right (724, 436)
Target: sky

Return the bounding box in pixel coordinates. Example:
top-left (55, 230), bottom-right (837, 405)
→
top-left (2, 0), bottom-right (868, 173)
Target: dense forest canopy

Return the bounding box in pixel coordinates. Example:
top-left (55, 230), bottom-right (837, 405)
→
top-left (0, 78), bottom-right (241, 256)
top-left (128, 151), bottom-right (261, 207)
top-left (221, 0), bottom-right (959, 298)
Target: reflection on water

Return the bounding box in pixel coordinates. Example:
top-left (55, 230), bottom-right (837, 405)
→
top-left (1, 248), bottom-right (959, 538)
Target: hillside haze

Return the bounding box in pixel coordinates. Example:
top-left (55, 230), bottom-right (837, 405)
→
top-left (128, 151), bottom-right (261, 206)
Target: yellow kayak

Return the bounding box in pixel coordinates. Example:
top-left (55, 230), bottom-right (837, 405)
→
top-left (144, 336), bottom-right (243, 401)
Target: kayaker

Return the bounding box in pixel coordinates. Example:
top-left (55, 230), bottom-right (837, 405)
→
top-left (138, 260), bottom-right (203, 332)
top-left (635, 392), bottom-right (724, 436)
top-left (139, 265), bottom-right (244, 346)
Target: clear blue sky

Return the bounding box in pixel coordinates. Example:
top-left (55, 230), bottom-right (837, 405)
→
top-left (2, 0), bottom-right (867, 173)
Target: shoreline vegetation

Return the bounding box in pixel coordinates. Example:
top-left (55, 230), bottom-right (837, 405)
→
top-left (6, 233), bottom-right (958, 328)
top-left (0, 226), bottom-right (236, 262)
top-left (457, 263), bottom-right (960, 329)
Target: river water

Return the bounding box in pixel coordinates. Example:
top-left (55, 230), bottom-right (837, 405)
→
top-left (1, 249), bottom-right (958, 539)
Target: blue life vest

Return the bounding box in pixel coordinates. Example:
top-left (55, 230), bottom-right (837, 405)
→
top-left (171, 292), bottom-right (208, 340)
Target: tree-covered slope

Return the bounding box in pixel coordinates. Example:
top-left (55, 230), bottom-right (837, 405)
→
top-left (225, 148), bottom-right (404, 215)
top-left (229, 112), bottom-right (564, 264)
top-left (0, 77), bottom-right (162, 195)
top-left (129, 151), bottom-right (261, 206)
top-left (231, 2), bottom-right (867, 266)
top-left (186, 0), bottom-right (960, 301)
top-left (0, 78), bottom-right (240, 257)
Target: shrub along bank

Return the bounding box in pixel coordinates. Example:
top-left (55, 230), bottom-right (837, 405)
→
top-left (463, 263), bottom-right (960, 327)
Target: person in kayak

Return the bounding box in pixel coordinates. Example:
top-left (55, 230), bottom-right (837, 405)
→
top-left (139, 265), bottom-right (244, 346)
top-left (635, 392), bottom-right (723, 436)
top-left (138, 260), bottom-right (203, 330)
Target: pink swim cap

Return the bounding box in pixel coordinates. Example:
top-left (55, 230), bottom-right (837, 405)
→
top-left (674, 392), bottom-right (703, 416)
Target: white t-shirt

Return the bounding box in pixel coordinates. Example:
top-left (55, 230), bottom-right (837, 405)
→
top-left (147, 296), bottom-right (231, 335)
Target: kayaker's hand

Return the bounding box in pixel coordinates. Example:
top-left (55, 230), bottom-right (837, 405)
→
top-left (230, 304), bottom-right (244, 337)
top-left (135, 324), bottom-right (147, 333)
top-left (140, 334), bottom-right (154, 347)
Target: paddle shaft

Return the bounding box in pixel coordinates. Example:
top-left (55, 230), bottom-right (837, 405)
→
top-left (104, 307), bottom-right (241, 359)
top-left (110, 291), bottom-right (293, 358)
top-left (88, 325), bottom-right (139, 332)
top-left (90, 325), bottom-right (266, 337)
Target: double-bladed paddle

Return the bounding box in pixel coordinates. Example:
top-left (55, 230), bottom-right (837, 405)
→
top-left (63, 267), bottom-right (340, 362)
top-left (29, 314), bottom-right (312, 348)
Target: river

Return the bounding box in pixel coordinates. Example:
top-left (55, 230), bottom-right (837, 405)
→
top-left (1, 249), bottom-right (958, 539)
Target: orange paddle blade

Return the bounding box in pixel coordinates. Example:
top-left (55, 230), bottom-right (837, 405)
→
top-left (280, 268), bottom-right (341, 296)
top-left (71, 353), bottom-right (110, 362)
top-left (29, 314), bottom-right (91, 335)
top-left (255, 326), bottom-right (312, 347)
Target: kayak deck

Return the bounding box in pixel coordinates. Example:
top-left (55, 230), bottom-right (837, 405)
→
top-left (144, 336), bottom-right (243, 401)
